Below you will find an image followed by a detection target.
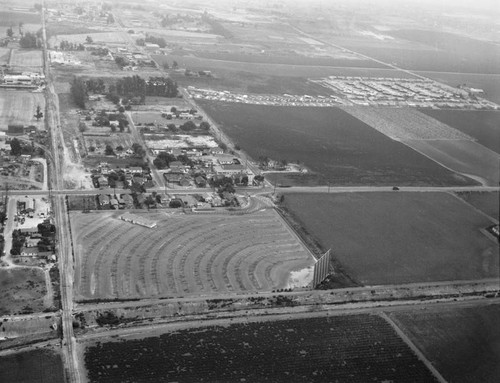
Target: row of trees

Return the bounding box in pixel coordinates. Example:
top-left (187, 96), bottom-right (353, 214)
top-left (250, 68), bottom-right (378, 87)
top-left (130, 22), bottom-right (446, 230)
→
top-left (136, 35), bottom-right (167, 48)
top-left (58, 40), bottom-right (85, 51)
top-left (72, 75), bottom-right (179, 109)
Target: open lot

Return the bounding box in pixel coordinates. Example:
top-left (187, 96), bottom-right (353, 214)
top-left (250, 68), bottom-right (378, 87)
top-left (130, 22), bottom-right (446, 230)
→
top-left (0, 268), bottom-right (47, 315)
top-left (0, 348), bottom-right (65, 383)
top-left (281, 192), bottom-right (498, 286)
top-left (83, 314), bottom-right (437, 383)
top-left (420, 110), bottom-right (500, 154)
top-left (198, 102), bottom-right (476, 186)
top-left (389, 303), bottom-right (500, 383)
top-left (71, 209), bottom-right (314, 300)
top-left (0, 90), bottom-right (45, 129)
top-left (9, 49), bottom-right (43, 69)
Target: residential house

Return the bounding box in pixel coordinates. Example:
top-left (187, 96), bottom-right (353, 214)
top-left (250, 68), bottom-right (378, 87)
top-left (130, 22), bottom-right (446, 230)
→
top-left (98, 194), bottom-right (110, 206)
top-left (98, 175), bottom-right (108, 187)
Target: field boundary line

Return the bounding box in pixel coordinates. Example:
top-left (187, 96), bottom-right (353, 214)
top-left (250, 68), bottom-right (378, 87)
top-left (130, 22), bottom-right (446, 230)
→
top-left (380, 312), bottom-right (448, 383)
top-left (398, 139), bottom-right (487, 186)
top-left (273, 207), bottom-right (317, 263)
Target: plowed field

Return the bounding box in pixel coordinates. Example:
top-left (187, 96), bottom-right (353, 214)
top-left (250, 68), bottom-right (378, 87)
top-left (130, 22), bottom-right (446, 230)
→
top-left (83, 314), bottom-right (438, 383)
top-left (71, 209), bottom-right (314, 300)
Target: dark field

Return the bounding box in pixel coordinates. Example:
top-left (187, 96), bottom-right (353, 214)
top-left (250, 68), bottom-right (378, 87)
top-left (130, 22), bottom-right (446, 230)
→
top-left (281, 192), bottom-right (498, 285)
top-left (390, 303), bottom-right (500, 383)
top-left (341, 29), bottom-right (500, 74)
top-left (420, 110), bottom-right (500, 154)
top-left (455, 191), bottom-right (499, 219)
top-left (67, 195), bottom-right (98, 211)
top-left (199, 102), bottom-right (475, 186)
top-left (84, 314), bottom-right (437, 383)
top-left (0, 348), bottom-right (65, 383)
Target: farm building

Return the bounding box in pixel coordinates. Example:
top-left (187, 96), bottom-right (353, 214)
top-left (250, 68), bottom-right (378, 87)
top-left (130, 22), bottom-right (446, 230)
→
top-left (119, 212), bottom-right (157, 228)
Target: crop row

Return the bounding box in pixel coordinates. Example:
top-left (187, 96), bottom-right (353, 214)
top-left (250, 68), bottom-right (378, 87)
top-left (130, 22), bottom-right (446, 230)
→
top-left (342, 106), bottom-right (473, 140)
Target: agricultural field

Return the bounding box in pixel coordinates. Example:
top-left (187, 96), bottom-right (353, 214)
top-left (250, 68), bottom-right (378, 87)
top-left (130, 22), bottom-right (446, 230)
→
top-left (49, 31), bottom-right (130, 46)
top-left (9, 49), bottom-right (43, 69)
top-left (280, 192), bottom-right (498, 286)
top-left (389, 303), bottom-right (500, 383)
top-left (420, 110), bottom-right (500, 154)
top-left (331, 29), bottom-right (500, 74)
top-left (70, 209), bottom-right (314, 300)
top-left (455, 191), bottom-right (499, 220)
top-left (403, 139), bottom-right (499, 186)
top-left (161, 54), bottom-right (387, 79)
top-left (0, 268), bottom-right (47, 315)
top-left (341, 107), bottom-right (473, 141)
top-left (340, 107), bottom-right (499, 186)
top-left (0, 90), bottom-right (45, 129)
top-left (416, 71), bottom-right (500, 105)
top-left (0, 315), bottom-right (59, 350)
top-left (0, 47), bottom-right (10, 66)
top-left (198, 102), bottom-right (476, 186)
top-left (0, 11), bottom-right (41, 26)
top-left (0, 348), bottom-right (65, 383)
top-left (83, 314), bottom-right (438, 383)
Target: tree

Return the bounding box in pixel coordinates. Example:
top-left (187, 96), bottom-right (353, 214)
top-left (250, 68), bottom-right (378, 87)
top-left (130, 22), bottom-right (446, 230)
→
top-left (172, 61), bottom-right (178, 69)
top-left (104, 145), bottom-right (114, 155)
top-left (6, 26), bottom-right (13, 38)
top-left (180, 120), bottom-right (196, 131)
top-left (169, 199), bottom-right (183, 208)
top-left (78, 122), bottom-right (87, 132)
top-left (86, 35), bottom-right (93, 44)
top-left (219, 142), bottom-right (227, 151)
top-left (200, 121), bottom-right (210, 130)
top-left (34, 105), bottom-right (43, 121)
top-left (116, 145), bottom-right (123, 151)
top-left (70, 77), bottom-right (87, 109)
top-left (162, 62), bottom-right (169, 70)
top-left (110, 124), bottom-right (116, 132)
top-left (89, 146), bottom-right (96, 152)
top-left (131, 143), bottom-right (145, 157)
top-left (19, 32), bottom-right (39, 48)
top-left (170, 106), bottom-right (177, 113)
top-left (10, 138), bottom-right (22, 156)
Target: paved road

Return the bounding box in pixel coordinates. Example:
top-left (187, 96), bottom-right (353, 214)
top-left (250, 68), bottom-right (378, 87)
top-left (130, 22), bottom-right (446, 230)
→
top-left (8, 184), bottom-right (499, 197)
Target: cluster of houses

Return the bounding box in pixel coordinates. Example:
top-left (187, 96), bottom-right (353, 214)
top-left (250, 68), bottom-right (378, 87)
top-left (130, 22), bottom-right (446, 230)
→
top-left (96, 191), bottom-right (237, 210)
top-left (161, 151), bottom-right (254, 188)
top-left (313, 76), bottom-right (498, 109)
top-left (91, 163), bottom-right (152, 188)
